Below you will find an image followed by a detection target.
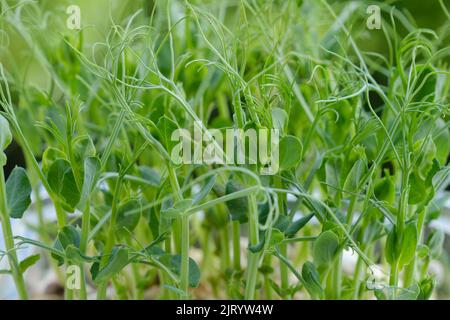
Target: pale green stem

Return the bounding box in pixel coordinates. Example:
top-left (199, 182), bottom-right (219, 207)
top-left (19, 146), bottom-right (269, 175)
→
top-left (97, 178), bottom-right (122, 299)
top-left (232, 221), bottom-right (241, 270)
top-left (244, 194), bottom-right (260, 299)
top-left (167, 165), bottom-right (189, 299)
top-left (79, 202), bottom-right (90, 300)
top-left (0, 168), bottom-right (28, 299)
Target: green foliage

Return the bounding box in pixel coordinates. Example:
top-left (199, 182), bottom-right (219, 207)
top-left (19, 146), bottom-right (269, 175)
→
top-left (47, 159), bottom-right (80, 212)
top-left (313, 230), bottom-right (339, 267)
top-left (0, 114), bottom-right (12, 166)
top-left (0, 0), bottom-right (448, 301)
top-left (115, 200), bottom-right (142, 238)
top-left (279, 135), bottom-right (303, 171)
top-left (19, 254), bottom-right (40, 273)
top-left (225, 179), bottom-right (248, 224)
top-left (302, 261), bottom-right (324, 299)
top-left (93, 247), bottom-right (129, 284)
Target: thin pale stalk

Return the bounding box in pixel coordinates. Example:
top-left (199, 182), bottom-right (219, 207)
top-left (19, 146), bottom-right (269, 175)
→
top-left (0, 168), bottom-right (28, 299)
top-left (244, 194), bottom-right (260, 299)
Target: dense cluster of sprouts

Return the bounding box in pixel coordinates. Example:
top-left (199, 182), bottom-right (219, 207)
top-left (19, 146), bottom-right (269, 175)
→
top-left (0, 0), bottom-right (449, 300)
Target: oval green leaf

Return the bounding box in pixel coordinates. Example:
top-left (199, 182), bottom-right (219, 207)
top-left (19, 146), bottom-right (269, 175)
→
top-left (313, 230), bottom-right (339, 267)
top-left (6, 167), bottom-right (32, 219)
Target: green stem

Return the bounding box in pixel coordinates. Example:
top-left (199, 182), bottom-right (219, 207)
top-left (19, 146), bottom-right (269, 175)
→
top-left (346, 196), bottom-right (357, 225)
top-left (0, 168), bottom-right (28, 299)
top-left (398, 173), bottom-right (409, 233)
top-left (167, 165), bottom-right (189, 299)
top-left (352, 255), bottom-right (364, 299)
top-left (263, 255), bottom-right (273, 299)
top-left (274, 249), bottom-right (309, 296)
top-left (276, 177), bottom-right (289, 297)
top-left (221, 226), bottom-right (231, 270)
top-left (282, 236), bottom-right (317, 243)
top-left (390, 170), bottom-right (409, 297)
top-left (172, 219), bottom-right (182, 253)
top-left (352, 243), bottom-right (372, 300)
top-left (180, 214), bottom-right (189, 298)
top-left (79, 202), bottom-right (90, 300)
top-left (279, 244), bottom-right (289, 297)
top-left (100, 109), bottom-right (126, 168)
top-left (232, 221), bottom-right (241, 270)
top-left (10, 120), bottom-right (66, 226)
top-left (65, 283), bottom-right (74, 300)
top-left (244, 194), bottom-right (260, 300)
top-left (80, 206), bottom-right (90, 246)
top-left (403, 208), bottom-right (426, 287)
top-left (131, 262), bottom-right (143, 300)
top-left (389, 260), bottom-right (399, 294)
top-left (162, 237), bottom-right (176, 299)
top-left (24, 151), bottom-right (65, 285)
top-left (333, 252), bottom-right (342, 299)
top-left (325, 265), bottom-right (334, 299)
top-left (331, 196), bottom-right (356, 300)
top-left (402, 260), bottom-right (414, 289)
